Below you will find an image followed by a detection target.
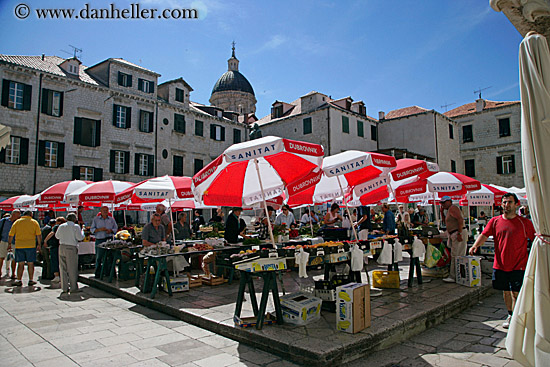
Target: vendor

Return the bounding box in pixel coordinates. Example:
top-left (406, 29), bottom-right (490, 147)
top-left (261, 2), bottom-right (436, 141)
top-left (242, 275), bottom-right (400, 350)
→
top-left (324, 203), bottom-right (343, 227)
top-left (257, 206), bottom-right (274, 240)
top-left (300, 209), bottom-right (317, 225)
top-left (142, 213), bottom-right (166, 247)
top-left (174, 212), bottom-right (191, 240)
top-left (224, 207), bottom-right (244, 244)
top-left (412, 208), bottom-right (429, 227)
top-left (275, 205), bottom-right (295, 227)
top-left (381, 204), bottom-right (396, 235)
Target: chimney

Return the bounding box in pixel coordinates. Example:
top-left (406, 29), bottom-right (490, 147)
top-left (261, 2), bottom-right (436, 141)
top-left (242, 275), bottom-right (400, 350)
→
top-left (378, 111), bottom-right (385, 120)
top-left (475, 98), bottom-right (485, 112)
top-left (41, 54), bottom-right (45, 61)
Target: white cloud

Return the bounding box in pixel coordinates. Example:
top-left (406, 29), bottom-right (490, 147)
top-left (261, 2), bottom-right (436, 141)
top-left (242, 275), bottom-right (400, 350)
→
top-left (489, 82), bottom-right (519, 98)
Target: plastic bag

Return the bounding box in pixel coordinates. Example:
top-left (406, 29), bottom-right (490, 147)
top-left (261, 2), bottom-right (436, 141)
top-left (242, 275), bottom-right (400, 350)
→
top-left (424, 244), bottom-right (442, 268)
top-left (350, 244), bottom-right (364, 271)
top-left (412, 236), bottom-right (426, 260)
top-left (393, 239), bottom-right (403, 262)
top-left (436, 243), bottom-right (451, 267)
top-left (377, 241), bottom-right (393, 265)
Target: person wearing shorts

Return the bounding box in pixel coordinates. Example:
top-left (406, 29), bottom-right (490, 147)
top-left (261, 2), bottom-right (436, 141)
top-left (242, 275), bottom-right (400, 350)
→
top-left (470, 193), bottom-right (536, 329)
top-left (8, 210), bottom-right (42, 287)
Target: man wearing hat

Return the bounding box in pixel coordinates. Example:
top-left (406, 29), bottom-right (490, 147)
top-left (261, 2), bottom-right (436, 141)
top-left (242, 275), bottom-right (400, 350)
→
top-left (224, 207), bottom-right (243, 244)
top-left (440, 196), bottom-right (467, 283)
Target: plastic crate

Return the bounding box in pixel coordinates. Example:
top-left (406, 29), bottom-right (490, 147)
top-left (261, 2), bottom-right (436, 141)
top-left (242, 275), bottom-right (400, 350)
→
top-left (372, 270), bottom-right (400, 289)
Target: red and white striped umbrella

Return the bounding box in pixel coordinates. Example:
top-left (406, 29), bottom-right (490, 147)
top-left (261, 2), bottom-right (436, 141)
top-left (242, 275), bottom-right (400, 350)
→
top-left (66, 180), bottom-right (134, 204)
top-left (0, 195), bottom-right (36, 210)
top-left (391, 158), bottom-right (439, 181)
top-left (115, 175), bottom-right (193, 204)
top-left (192, 136), bottom-right (324, 207)
top-left (36, 180), bottom-right (92, 204)
top-left (395, 172), bottom-right (481, 203)
top-left (459, 184), bottom-right (507, 206)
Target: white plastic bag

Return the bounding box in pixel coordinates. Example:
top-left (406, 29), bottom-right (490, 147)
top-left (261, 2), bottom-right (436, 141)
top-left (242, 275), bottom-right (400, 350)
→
top-left (351, 244), bottom-right (364, 271)
top-left (377, 241), bottom-right (393, 265)
top-left (412, 236), bottom-right (426, 260)
top-left (295, 248), bottom-right (309, 278)
top-left (393, 239), bottom-right (403, 262)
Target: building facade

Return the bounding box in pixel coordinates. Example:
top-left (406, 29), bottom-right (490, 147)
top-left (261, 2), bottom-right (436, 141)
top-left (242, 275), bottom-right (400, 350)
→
top-left (445, 98), bottom-right (523, 187)
top-left (256, 91), bottom-right (378, 155)
top-left (0, 55), bottom-right (247, 197)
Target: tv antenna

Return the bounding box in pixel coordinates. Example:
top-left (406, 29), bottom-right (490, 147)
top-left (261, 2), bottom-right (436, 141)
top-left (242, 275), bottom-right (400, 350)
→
top-left (440, 102), bottom-right (455, 112)
top-left (61, 45), bottom-right (82, 59)
top-left (474, 86), bottom-right (491, 99)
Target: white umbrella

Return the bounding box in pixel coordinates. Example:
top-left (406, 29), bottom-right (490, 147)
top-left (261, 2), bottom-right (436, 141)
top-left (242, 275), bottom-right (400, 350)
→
top-left (506, 32), bottom-right (550, 367)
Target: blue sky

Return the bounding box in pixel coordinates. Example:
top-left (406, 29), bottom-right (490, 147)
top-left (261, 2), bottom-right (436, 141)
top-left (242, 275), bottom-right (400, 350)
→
top-left (0, 0), bottom-right (523, 118)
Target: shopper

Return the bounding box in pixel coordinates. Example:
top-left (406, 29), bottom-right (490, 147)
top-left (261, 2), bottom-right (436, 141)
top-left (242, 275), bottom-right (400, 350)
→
top-left (224, 207), bottom-right (243, 244)
top-left (381, 204), bottom-right (396, 235)
top-left (300, 209), bottom-right (317, 225)
top-left (8, 210), bottom-right (42, 287)
top-left (91, 206), bottom-right (118, 278)
top-left (192, 210), bottom-right (205, 235)
top-left (39, 219), bottom-right (56, 280)
top-left (355, 205), bottom-right (372, 240)
top-left (174, 212), bottom-right (192, 240)
top-left (477, 211), bottom-right (488, 232)
top-left (323, 203), bottom-right (342, 227)
top-left (156, 204), bottom-right (172, 239)
top-left (0, 210), bottom-right (20, 279)
top-left (440, 196), bottom-right (468, 283)
top-left (469, 193), bottom-right (535, 328)
top-left (275, 205), bottom-right (295, 227)
top-left (43, 217), bottom-right (66, 283)
top-left (55, 213), bottom-right (84, 295)
top-left (142, 213), bottom-right (166, 246)
top-left (257, 206), bottom-right (274, 240)
top-left (396, 205), bottom-right (411, 229)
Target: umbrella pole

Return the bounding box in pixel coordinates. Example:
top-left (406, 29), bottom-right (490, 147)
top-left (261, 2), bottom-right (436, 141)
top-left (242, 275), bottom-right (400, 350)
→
top-left (336, 176), bottom-right (359, 242)
top-left (309, 205), bottom-right (314, 237)
top-left (254, 159), bottom-right (276, 247)
top-left (124, 209), bottom-right (127, 227)
top-left (433, 192), bottom-right (439, 226)
top-left (168, 199), bottom-right (176, 244)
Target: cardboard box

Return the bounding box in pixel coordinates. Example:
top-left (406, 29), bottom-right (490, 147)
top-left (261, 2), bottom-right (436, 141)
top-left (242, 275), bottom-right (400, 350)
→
top-left (234, 258), bottom-right (287, 272)
top-left (336, 283), bottom-right (371, 333)
top-left (325, 252), bottom-right (350, 264)
top-left (162, 276), bottom-right (189, 293)
top-left (233, 314), bottom-right (276, 328)
top-left (280, 291), bottom-right (322, 325)
top-left (456, 256), bottom-right (482, 287)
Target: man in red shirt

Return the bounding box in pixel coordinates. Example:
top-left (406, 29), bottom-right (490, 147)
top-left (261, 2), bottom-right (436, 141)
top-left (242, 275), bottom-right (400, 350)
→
top-left (469, 193), bottom-right (535, 329)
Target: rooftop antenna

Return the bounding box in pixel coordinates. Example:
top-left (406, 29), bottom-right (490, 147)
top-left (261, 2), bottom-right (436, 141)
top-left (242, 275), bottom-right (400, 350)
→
top-left (60, 45), bottom-right (83, 59)
top-left (440, 102), bottom-right (455, 112)
top-left (474, 86), bottom-right (491, 99)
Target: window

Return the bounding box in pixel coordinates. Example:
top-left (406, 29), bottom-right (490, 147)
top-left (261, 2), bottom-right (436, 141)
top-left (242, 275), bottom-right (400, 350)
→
top-left (194, 159), bottom-right (204, 174)
top-left (271, 105), bottom-right (283, 119)
top-left (342, 116), bottom-right (349, 133)
top-left (499, 118), bottom-right (511, 137)
top-left (175, 88), bottom-right (184, 103)
top-left (110, 150), bottom-right (130, 174)
top-left (139, 110), bottom-right (154, 133)
top-left (138, 78), bottom-right (154, 93)
top-left (465, 159), bottom-right (475, 177)
top-left (371, 125), bottom-right (378, 141)
top-left (0, 136), bottom-right (29, 165)
top-left (451, 160), bottom-right (456, 173)
top-left (497, 155), bottom-right (515, 175)
top-left (233, 129), bottom-right (242, 144)
top-left (74, 117), bottom-right (101, 147)
top-left (72, 166), bottom-right (103, 181)
top-left (118, 72), bottom-right (132, 87)
top-left (41, 89), bottom-right (63, 117)
top-left (449, 124), bottom-right (454, 139)
top-left (38, 140), bottom-right (64, 168)
top-left (357, 120), bottom-right (364, 137)
top-left (173, 155), bottom-right (184, 176)
top-left (135, 153), bottom-right (154, 176)
top-left (210, 124), bottom-right (225, 141)
top-left (174, 113), bottom-right (185, 133)
top-left (303, 117), bottom-right (312, 135)
top-left (358, 105), bottom-right (367, 116)
top-left (195, 120), bottom-right (203, 136)
top-left (462, 125), bottom-right (473, 143)
top-left (113, 104), bottom-right (131, 129)
top-left (1, 79), bottom-right (32, 110)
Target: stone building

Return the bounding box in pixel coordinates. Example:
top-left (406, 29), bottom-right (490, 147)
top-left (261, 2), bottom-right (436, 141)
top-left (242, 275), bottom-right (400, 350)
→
top-left (209, 44), bottom-right (256, 115)
top-left (256, 91), bottom-right (378, 155)
top-left (377, 106), bottom-right (461, 173)
top-left (444, 98), bottom-right (523, 187)
top-left (0, 54), bottom-right (247, 197)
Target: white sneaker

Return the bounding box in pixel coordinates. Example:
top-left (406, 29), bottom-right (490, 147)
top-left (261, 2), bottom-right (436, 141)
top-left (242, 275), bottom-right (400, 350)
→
top-left (503, 315), bottom-right (512, 329)
top-left (442, 277), bottom-right (455, 283)
top-left (52, 276), bottom-right (60, 282)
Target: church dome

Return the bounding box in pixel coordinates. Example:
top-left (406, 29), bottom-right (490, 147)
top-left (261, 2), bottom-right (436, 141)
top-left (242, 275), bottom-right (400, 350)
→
top-left (212, 70), bottom-right (255, 96)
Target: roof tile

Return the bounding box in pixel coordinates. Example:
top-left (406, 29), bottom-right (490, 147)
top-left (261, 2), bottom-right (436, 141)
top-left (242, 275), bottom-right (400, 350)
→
top-left (444, 100), bottom-right (519, 118)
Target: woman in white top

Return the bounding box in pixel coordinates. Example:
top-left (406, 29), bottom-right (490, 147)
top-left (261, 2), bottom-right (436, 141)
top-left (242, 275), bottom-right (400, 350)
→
top-left (55, 213), bottom-right (84, 295)
top-left (324, 203), bottom-right (343, 227)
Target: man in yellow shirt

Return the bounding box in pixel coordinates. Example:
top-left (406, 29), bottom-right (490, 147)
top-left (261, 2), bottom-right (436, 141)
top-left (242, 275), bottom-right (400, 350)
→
top-left (8, 210), bottom-right (42, 287)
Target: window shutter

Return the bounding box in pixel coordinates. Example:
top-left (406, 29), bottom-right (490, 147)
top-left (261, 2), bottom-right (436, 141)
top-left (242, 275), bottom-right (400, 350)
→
top-left (149, 81), bottom-right (155, 93)
top-left (221, 126), bottom-right (225, 141)
top-left (94, 168), bottom-right (103, 182)
top-left (57, 142), bottom-right (65, 168)
top-left (128, 75), bottom-right (132, 87)
top-left (20, 138), bottom-right (29, 165)
top-left (0, 148), bottom-right (5, 163)
top-left (95, 120), bottom-right (101, 147)
top-left (126, 107), bottom-right (132, 129)
top-left (138, 78), bottom-right (143, 91)
top-left (148, 154), bottom-right (154, 176)
top-left (72, 166), bottom-right (80, 180)
top-left (38, 141), bottom-right (46, 166)
top-left (118, 71), bottom-right (123, 86)
top-left (113, 104), bottom-right (118, 126)
top-left (58, 91), bottom-right (64, 117)
top-left (134, 153), bottom-right (140, 175)
top-left (210, 124), bottom-right (216, 139)
top-left (74, 117), bottom-right (82, 144)
top-left (149, 112), bottom-right (154, 133)
top-left (22, 84), bottom-right (32, 110)
top-left (124, 151), bottom-right (130, 173)
top-left (110, 151), bottom-right (115, 173)
top-left (41, 88), bottom-right (50, 114)
top-left (510, 155), bottom-right (516, 173)
top-left (173, 156), bottom-right (183, 176)
top-left (1, 80), bottom-right (9, 107)
top-left (496, 156), bottom-right (503, 174)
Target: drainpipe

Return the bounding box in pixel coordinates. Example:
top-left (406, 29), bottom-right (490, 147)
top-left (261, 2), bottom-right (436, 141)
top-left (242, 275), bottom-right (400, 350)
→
top-left (33, 70), bottom-right (44, 194)
top-left (327, 107), bottom-right (331, 155)
top-left (433, 112), bottom-right (439, 165)
top-left (155, 100), bottom-right (159, 176)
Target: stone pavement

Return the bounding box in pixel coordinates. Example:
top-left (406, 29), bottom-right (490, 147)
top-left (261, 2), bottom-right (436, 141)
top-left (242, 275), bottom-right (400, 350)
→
top-left (0, 270), bottom-right (521, 367)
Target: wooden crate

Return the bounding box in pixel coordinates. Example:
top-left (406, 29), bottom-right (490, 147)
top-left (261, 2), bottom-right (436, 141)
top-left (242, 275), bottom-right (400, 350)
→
top-left (201, 275), bottom-right (226, 286)
top-left (189, 275), bottom-right (203, 288)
